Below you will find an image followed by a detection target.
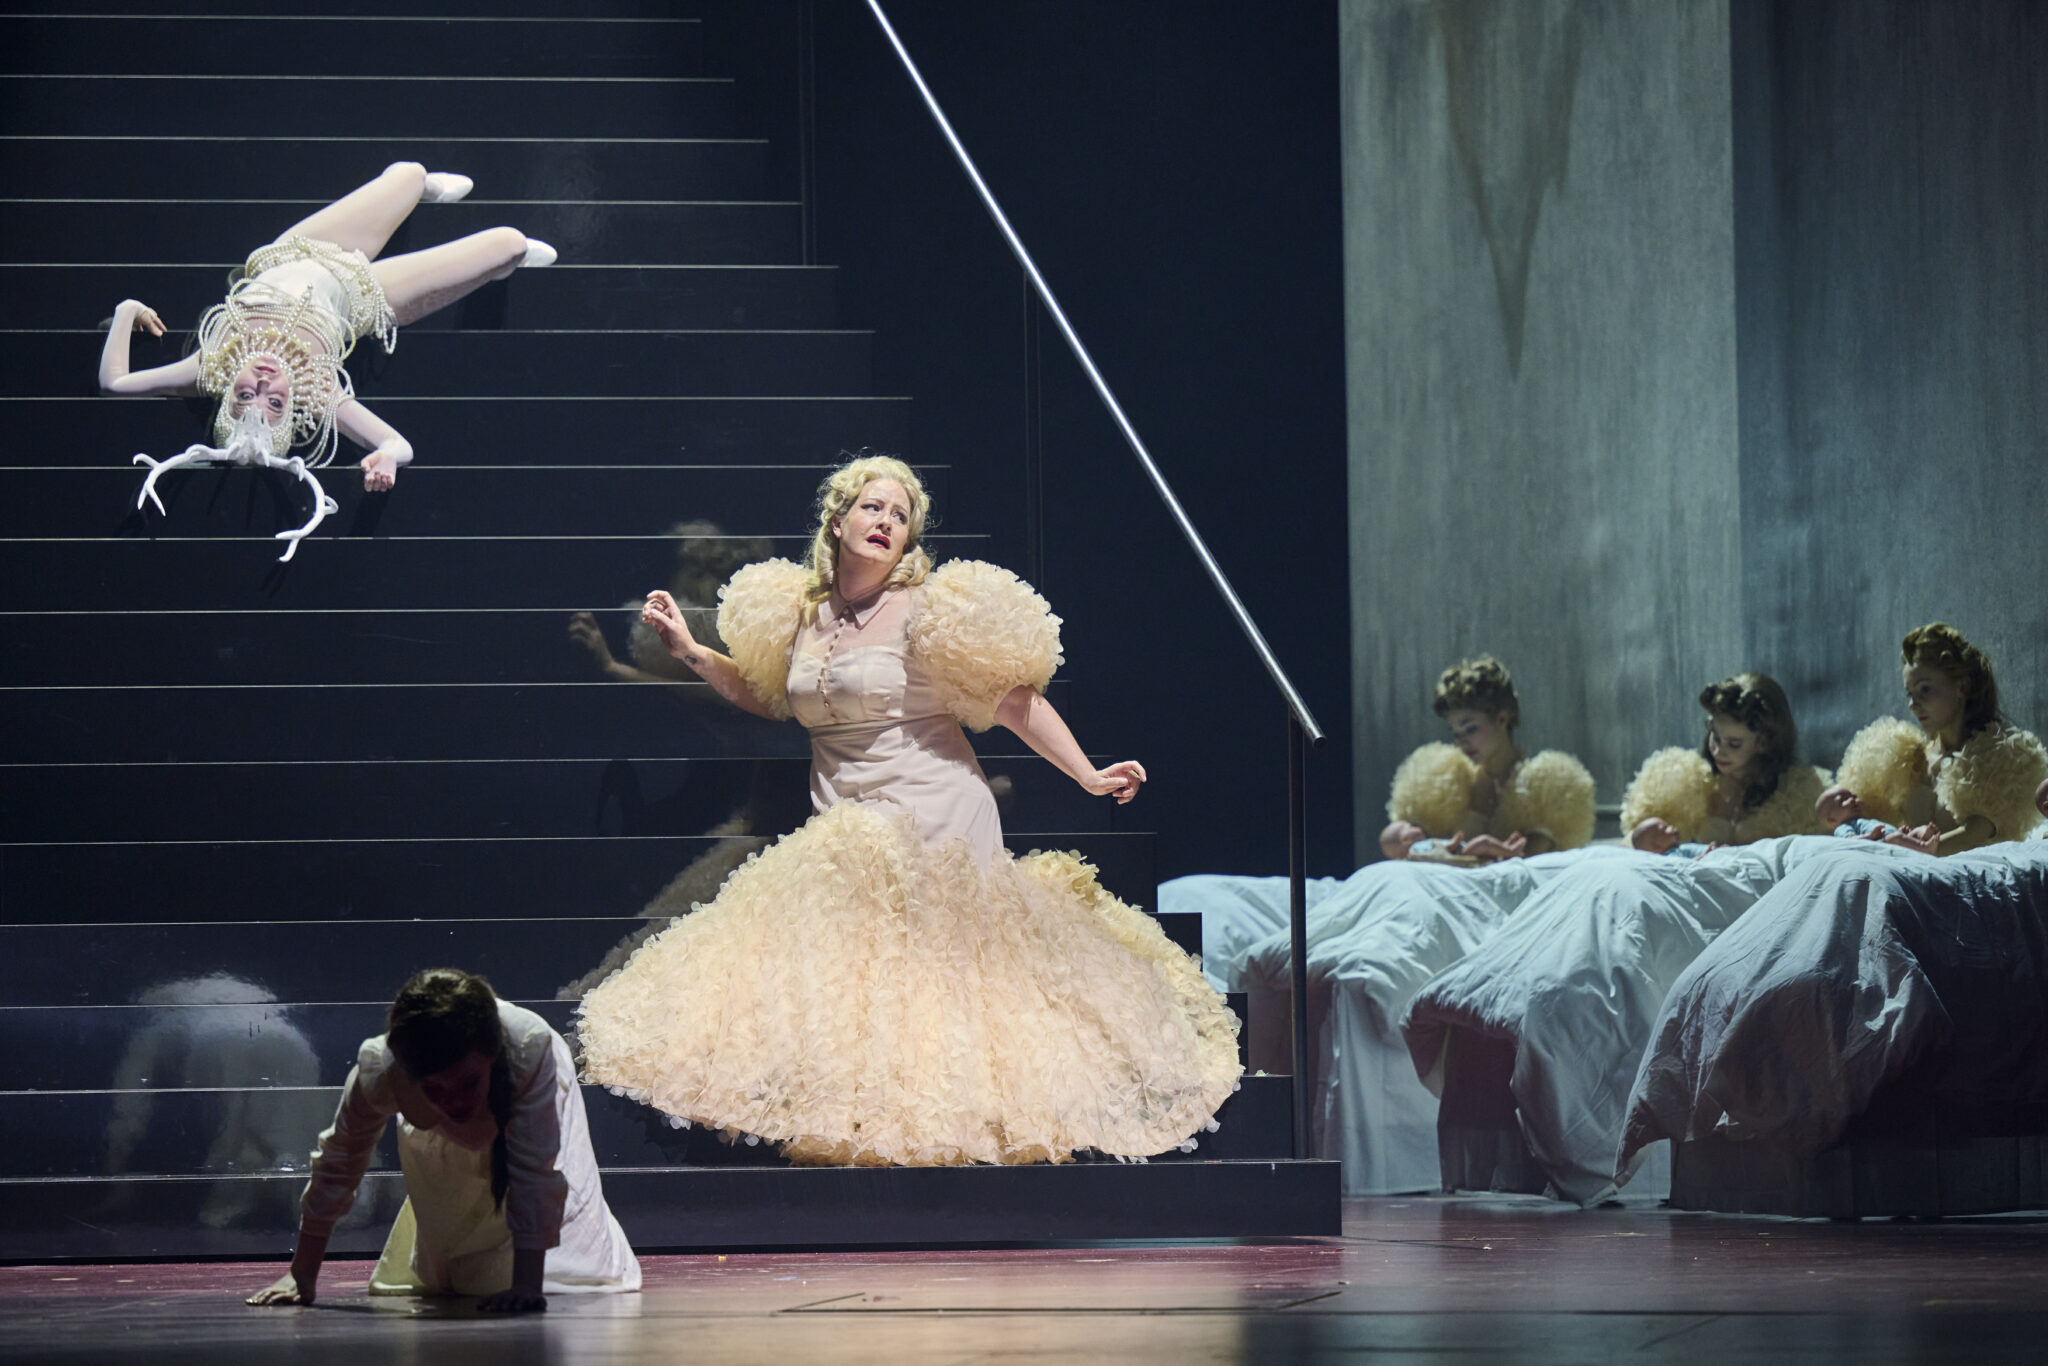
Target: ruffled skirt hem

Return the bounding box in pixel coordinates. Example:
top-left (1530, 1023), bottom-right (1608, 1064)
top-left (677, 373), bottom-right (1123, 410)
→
top-left (575, 801), bottom-right (1242, 1165)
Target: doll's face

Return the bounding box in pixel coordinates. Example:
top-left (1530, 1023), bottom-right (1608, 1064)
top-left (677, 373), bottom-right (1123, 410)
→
top-left (832, 479), bottom-right (912, 578)
top-left (1904, 663), bottom-right (1966, 735)
top-left (1706, 714), bottom-right (1763, 781)
top-left (415, 1050), bottom-right (493, 1124)
top-left (1444, 708), bottom-right (1512, 765)
top-left (230, 356), bottom-right (291, 422)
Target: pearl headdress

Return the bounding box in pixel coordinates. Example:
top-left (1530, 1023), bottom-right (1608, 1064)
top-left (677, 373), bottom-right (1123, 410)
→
top-left (194, 286), bottom-right (349, 465)
top-left (192, 236), bottom-right (396, 466)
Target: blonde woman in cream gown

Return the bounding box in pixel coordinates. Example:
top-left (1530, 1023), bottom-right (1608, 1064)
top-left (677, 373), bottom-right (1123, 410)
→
top-left (575, 456), bottom-right (1240, 1166)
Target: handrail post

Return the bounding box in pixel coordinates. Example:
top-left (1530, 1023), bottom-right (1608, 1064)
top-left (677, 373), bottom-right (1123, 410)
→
top-left (1288, 712), bottom-right (1310, 1160)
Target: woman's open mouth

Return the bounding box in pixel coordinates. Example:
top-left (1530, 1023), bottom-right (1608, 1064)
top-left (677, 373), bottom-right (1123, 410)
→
top-left (867, 534), bottom-right (891, 549)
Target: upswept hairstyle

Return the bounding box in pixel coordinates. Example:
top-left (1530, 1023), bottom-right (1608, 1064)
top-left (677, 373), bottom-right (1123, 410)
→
top-left (1698, 672), bottom-right (1799, 812)
top-left (1432, 656), bottom-right (1520, 730)
top-left (386, 968), bottom-right (513, 1210)
top-left (803, 452), bottom-right (932, 603)
top-left (1901, 621), bottom-right (2001, 743)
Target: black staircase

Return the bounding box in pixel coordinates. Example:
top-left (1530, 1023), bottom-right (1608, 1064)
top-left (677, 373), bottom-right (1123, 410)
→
top-left (0, 0), bottom-right (1338, 1259)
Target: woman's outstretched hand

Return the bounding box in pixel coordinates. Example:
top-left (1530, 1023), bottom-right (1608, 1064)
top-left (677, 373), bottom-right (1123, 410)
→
top-left (119, 299), bottom-right (165, 337)
top-left (361, 448), bottom-right (400, 492)
top-left (1083, 760), bottom-right (1147, 804)
top-left (246, 1271), bottom-right (314, 1307)
top-left (640, 590), bottom-right (700, 663)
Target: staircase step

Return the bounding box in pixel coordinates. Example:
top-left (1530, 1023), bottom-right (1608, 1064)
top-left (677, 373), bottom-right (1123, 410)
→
top-left (0, 138), bottom-right (772, 202)
top-left (0, 200), bottom-right (802, 267)
top-left (0, 1157), bottom-right (1343, 1259)
top-left (0, 831), bottom-right (1159, 928)
top-left (2, 890), bottom-right (1192, 1009)
top-left (0, 75), bottom-right (738, 139)
top-left (0, 396), bottom-right (911, 470)
top-left (0, 917), bottom-right (666, 1007)
top-left (4, 461), bottom-right (945, 539)
top-left (0, 998), bottom-right (578, 1092)
top-left (0, 834), bottom-right (757, 927)
top-left (0, 592), bottom-right (1015, 686)
top-left (0, 15), bottom-right (707, 78)
top-left (7, 0), bottom-right (689, 17)
top-left (3, 265), bottom-right (841, 332)
top-left (0, 537), bottom-right (1005, 612)
top-left (3, 757), bottom-right (801, 843)
top-left (0, 1072), bottom-right (1287, 1179)
top-left (0, 750), bottom-right (1108, 834)
top-left (4, 329), bottom-right (873, 399)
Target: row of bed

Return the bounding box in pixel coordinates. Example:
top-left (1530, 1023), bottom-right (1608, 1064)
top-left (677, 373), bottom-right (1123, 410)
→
top-left (1169, 834), bottom-right (2048, 1216)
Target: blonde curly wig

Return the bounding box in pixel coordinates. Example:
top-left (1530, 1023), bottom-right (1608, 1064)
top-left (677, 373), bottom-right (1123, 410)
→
top-left (803, 452), bottom-right (933, 602)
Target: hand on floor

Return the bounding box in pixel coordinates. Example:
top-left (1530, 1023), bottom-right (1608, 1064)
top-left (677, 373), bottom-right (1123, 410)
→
top-left (246, 1271), bottom-right (314, 1307)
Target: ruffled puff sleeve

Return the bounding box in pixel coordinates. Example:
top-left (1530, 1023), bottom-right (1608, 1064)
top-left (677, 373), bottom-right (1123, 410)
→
top-left (1619, 747), bottom-right (1715, 842)
top-left (1386, 743), bottom-right (1478, 837)
top-left (713, 558), bottom-right (811, 721)
top-left (1939, 725), bottom-right (2048, 843)
top-left (1833, 717), bottom-right (1929, 829)
top-left (298, 1037), bottom-right (400, 1238)
top-left (906, 559), bottom-right (1063, 732)
top-left (1506, 750), bottom-right (1598, 850)
top-left (500, 1004), bottom-right (570, 1253)
top-left (1740, 762), bottom-right (1833, 839)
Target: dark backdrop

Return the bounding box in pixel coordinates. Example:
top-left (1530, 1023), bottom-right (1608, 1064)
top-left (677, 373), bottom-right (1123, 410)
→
top-left (792, 1), bottom-right (1353, 878)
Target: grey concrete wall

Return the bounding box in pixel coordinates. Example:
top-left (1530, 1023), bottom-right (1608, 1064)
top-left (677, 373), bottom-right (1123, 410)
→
top-left (1733, 0), bottom-right (2048, 765)
top-left (1343, 0), bottom-right (2048, 862)
top-left (1342, 0), bottom-right (1743, 859)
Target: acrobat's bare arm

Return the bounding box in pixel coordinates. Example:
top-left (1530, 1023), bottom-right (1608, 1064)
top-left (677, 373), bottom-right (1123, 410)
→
top-left (335, 398), bottom-right (413, 492)
top-left (99, 300), bottom-right (200, 396)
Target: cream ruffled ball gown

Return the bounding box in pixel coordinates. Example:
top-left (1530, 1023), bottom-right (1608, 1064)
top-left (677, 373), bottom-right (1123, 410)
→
top-left (574, 559), bottom-right (1242, 1165)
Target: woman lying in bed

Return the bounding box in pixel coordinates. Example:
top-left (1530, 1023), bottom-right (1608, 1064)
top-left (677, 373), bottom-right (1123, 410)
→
top-left (1170, 656), bottom-right (1598, 1194)
top-left (1379, 656), bottom-right (1596, 864)
top-left (1620, 826), bottom-right (2048, 1210)
top-left (1401, 671), bottom-right (1834, 1204)
top-left (1621, 672), bottom-right (1831, 854)
top-left (1818, 623), bottom-right (2047, 853)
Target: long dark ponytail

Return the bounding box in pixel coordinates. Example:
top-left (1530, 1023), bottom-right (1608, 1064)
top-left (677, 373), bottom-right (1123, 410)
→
top-left (385, 968), bottom-right (513, 1210)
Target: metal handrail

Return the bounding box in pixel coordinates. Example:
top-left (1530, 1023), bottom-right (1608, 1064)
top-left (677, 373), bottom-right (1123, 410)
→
top-left (862, 0), bottom-right (1324, 748)
top-left (862, 0), bottom-right (1327, 1161)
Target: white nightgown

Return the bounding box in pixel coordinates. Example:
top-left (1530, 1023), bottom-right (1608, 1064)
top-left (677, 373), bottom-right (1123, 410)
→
top-left (574, 558), bottom-right (1241, 1165)
top-left (300, 1000), bottom-right (640, 1296)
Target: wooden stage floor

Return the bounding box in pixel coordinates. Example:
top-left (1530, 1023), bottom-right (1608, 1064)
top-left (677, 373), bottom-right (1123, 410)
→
top-left (3, 1195), bottom-right (2045, 1364)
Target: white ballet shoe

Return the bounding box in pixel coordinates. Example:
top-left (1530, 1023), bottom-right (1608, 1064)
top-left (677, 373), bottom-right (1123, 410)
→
top-left (520, 238), bottom-right (558, 269)
top-left (419, 172), bottom-right (473, 204)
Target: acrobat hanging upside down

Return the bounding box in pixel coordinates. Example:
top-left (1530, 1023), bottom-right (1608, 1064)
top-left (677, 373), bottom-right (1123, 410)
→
top-left (97, 161), bottom-right (556, 560)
